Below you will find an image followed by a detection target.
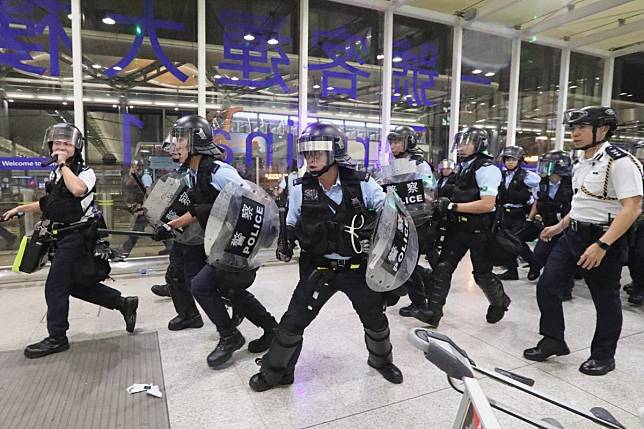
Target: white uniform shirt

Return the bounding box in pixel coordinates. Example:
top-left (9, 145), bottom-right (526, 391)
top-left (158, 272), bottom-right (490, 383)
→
top-left (570, 142), bottom-right (643, 224)
top-left (51, 164), bottom-right (97, 220)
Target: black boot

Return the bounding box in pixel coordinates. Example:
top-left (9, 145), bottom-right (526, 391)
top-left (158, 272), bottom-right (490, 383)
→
top-left (364, 327), bottom-right (403, 384)
top-left (151, 284), bottom-right (171, 297)
top-left (579, 357), bottom-right (615, 376)
top-left (628, 291), bottom-right (643, 306)
top-left (118, 296), bottom-right (139, 333)
top-left (248, 326), bottom-right (276, 353)
top-left (486, 293), bottom-right (511, 323)
top-left (249, 328), bottom-right (302, 392)
top-left (523, 337), bottom-right (570, 362)
top-left (168, 313), bottom-right (204, 331)
top-left (497, 268), bottom-right (519, 281)
top-left (207, 329), bottom-right (245, 368)
top-left (231, 292), bottom-right (278, 353)
top-left (527, 265), bottom-right (541, 281)
top-left (24, 337), bottom-right (70, 359)
top-left (398, 304), bottom-right (435, 324)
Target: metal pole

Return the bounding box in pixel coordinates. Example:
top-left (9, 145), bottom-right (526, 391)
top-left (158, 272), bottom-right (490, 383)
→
top-left (555, 48), bottom-right (571, 150)
top-left (379, 9), bottom-right (394, 165)
top-left (506, 38), bottom-right (521, 147)
top-left (298, 0), bottom-right (309, 134)
top-left (197, 0), bottom-right (206, 117)
top-left (448, 25), bottom-right (463, 160)
top-left (70, 0), bottom-right (84, 133)
top-left (601, 56), bottom-right (614, 107)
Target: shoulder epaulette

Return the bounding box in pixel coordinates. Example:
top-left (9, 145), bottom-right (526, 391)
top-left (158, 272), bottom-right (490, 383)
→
top-left (293, 177), bottom-right (303, 186)
top-left (605, 145), bottom-right (628, 160)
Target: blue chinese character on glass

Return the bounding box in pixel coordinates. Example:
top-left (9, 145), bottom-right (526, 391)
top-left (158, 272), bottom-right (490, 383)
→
top-left (216, 11), bottom-right (291, 93)
top-left (309, 28), bottom-right (370, 100)
top-left (0, 0), bottom-right (71, 76)
top-left (104, 0), bottom-right (188, 82)
top-left (392, 39), bottom-right (439, 107)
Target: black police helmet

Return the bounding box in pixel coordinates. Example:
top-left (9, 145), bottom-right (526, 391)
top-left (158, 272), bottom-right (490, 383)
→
top-left (169, 115), bottom-right (222, 157)
top-left (537, 150), bottom-right (572, 177)
top-left (297, 122), bottom-right (353, 167)
top-left (563, 106), bottom-right (618, 148)
top-left (500, 146), bottom-right (525, 163)
top-left (387, 125), bottom-right (418, 152)
top-left (452, 126), bottom-right (490, 158)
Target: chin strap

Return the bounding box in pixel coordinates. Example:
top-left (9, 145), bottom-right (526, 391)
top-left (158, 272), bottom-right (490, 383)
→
top-left (577, 126), bottom-right (605, 151)
top-left (309, 161), bottom-right (335, 177)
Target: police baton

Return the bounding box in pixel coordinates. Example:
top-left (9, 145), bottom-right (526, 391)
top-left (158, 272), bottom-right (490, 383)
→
top-left (52, 222), bottom-right (155, 237)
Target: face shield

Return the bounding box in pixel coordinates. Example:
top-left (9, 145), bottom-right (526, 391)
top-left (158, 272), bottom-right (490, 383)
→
top-left (387, 133), bottom-right (406, 150)
top-left (536, 160), bottom-right (556, 177)
top-left (438, 159), bottom-right (455, 171)
top-left (164, 127), bottom-right (194, 156)
top-left (451, 132), bottom-right (484, 155)
top-left (42, 123), bottom-right (83, 154)
top-left (297, 140), bottom-right (335, 171)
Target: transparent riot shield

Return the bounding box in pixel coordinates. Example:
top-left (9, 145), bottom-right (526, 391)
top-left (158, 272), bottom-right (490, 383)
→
top-left (204, 181), bottom-right (279, 270)
top-left (366, 188), bottom-right (419, 292)
top-left (143, 171), bottom-right (203, 245)
top-left (376, 158), bottom-right (435, 227)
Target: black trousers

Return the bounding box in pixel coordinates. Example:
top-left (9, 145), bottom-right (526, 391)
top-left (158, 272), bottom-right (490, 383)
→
top-left (533, 235), bottom-right (574, 295)
top-left (429, 221), bottom-right (507, 316)
top-left (502, 210), bottom-right (537, 268)
top-left (536, 228), bottom-right (626, 359)
top-left (45, 232), bottom-right (122, 338)
top-left (167, 242), bottom-right (205, 318)
top-left (627, 224), bottom-right (644, 293)
top-left (191, 264), bottom-right (275, 337)
top-left (281, 259), bottom-right (388, 336)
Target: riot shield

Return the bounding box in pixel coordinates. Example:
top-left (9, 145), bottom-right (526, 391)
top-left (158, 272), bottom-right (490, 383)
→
top-left (376, 158), bottom-right (435, 227)
top-left (143, 171), bottom-right (204, 245)
top-left (366, 188), bottom-right (419, 292)
top-left (204, 181), bottom-right (279, 270)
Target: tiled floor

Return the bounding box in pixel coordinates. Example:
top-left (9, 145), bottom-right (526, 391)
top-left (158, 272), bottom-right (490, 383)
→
top-left (1, 258), bottom-right (643, 428)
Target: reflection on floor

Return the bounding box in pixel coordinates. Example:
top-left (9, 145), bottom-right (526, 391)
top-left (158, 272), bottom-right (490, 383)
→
top-left (0, 258), bottom-right (642, 428)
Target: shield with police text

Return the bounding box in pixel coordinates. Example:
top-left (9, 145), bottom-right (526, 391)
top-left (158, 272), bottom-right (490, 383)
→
top-left (376, 158), bottom-right (435, 227)
top-left (366, 188), bottom-right (419, 292)
top-left (204, 181), bottom-right (279, 270)
top-left (143, 171), bottom-right (204, 245)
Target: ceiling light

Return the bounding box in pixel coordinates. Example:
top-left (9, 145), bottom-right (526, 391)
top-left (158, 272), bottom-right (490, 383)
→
top-left (569, 85), bottom-right (577, 89)
top-left (392, 56), bottom-right (402, 63)
top-left (393, 92), bottom-right (401, 97)
top-left (619, 92), bottom-right (628, 95)
top-left (267, 33), bottom-right (279, 45)
top-left (8, 99), bottom-right (14, 102)
top-left (313, 84), bottom-right (320, 89)
top-left (92, 64), bottom-right (101, 69)
top-left (102, 17), bottom-right (116, 25)
top-left (230, 76), bottom-right (239, 81)
top-left (327, 86), bottom-right (334, 91)
top-left (243, 33), bottom-right (255, 41)
top-left (62, 101), bottom-right (68, 105)
top-left (112, 104), bottom-right (117, 108)
top-left (67, 13), bottom-right (72, 19)
top-left (627, 94), bottom-right (633, 97)
top-left (174, 107), bottom-right (179, 111)
top-left (129, 105), bottom-right (133, 108)
top-left (113, 66), bottom-right (122, 71)
top-left (214, 74), bottom-right (222, 79)
top-left (472, 69), bottom-right (482, 74)
top-left (484, 72), bottom-right (495, 77)
top-left (376, 54), bottom-right (384, 60)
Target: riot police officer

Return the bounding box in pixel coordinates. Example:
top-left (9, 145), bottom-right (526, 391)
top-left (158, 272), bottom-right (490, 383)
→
top-left (624, 141), bottom-right (644, 305)
top-left (496, 146), bottom-right (541, 280)
top-left (249, 123), bottom-right (403, 392)
top-left (524, 106), bottom-right (643, 376)
top-left (385, 126), bottom-right (435, 323)
top-left (1, 123), bottom-right (138, 358)
top-left (428, 126), bottom-right (511, 327)
top-left (435, 159), bottom-right (456, 200)
top-left (528, 150), bottom-right (574, 289)
top-left (154, 115), bottom-right (277, 368)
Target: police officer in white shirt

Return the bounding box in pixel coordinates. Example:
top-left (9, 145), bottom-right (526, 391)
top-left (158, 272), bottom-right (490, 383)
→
top-left (524, 107), bottom-right (643, 376)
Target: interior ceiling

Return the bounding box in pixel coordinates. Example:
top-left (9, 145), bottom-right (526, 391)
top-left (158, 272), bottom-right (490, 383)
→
top-left (409, 0), bottom-right (644, 53)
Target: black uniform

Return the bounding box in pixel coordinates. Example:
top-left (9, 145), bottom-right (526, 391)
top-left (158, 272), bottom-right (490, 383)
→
top-left (187, 156), bottom-right (277, 367)
top-left (427, 154), bottom-right (511, 326)
top-left (435, 172), bottom-right (456, 200)
top-left (250, 165), bottom-right (401, 391)
top-left (24, 160), bottom-right (138, 358)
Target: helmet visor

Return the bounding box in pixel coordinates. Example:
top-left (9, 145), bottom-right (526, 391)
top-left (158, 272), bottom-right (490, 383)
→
top-left (297, 140), bottom-right (334, 170)
top-left (42, 124), bottom-right (82, 153)
top-left (438, 159), bottom-right (455, 171)
top-left (451, 132), bottom-right (484, 153)
top-left (537, 160), bottom-right (556, 177)
top-left (165, 127), bottom-right (194, 155)
top-left (563, 109), bottom-right (589, 125)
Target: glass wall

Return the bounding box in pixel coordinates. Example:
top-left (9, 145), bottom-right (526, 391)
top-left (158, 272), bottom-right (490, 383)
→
top-left (516, 42), bottom-right (561, 162)
top-left (309, 1), bottom-right (383, 170)
top-left (391, 16), bottom-right (451, 165)
top-left (459, 29), bottom-right (512, 159)
top-left (612, 52), bottom-right (644, 146)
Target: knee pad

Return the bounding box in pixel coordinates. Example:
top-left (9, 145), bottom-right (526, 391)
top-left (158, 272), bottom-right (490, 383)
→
top-left (364, 327), bottom-right (393, 367)
top-left (434, 260), bottom-right (455, 283)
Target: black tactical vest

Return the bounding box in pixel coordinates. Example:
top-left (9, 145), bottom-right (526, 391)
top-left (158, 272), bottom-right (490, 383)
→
top-left (452, 155), bottom-right (494, 204)
top-left (435, 173), bottom-right (456, 200)
top-left (499, 168), bottom-right (532, 206)
top-left (536, 177), bottom-right (573, 226)
top-left (187, 156), bottom-right (221, 229)
top-left (297, 166), bottom-right (370, 257)
top-left (39, 163), bottom-right (95, 224)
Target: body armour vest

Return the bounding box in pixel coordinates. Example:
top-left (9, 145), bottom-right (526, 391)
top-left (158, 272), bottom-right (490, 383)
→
top-left (436, 174), bottom-right (456, 200)
top-left (452, 155), bottom-right (493, 204)
top-left (499, 168), bottom-right (531, 206)
top-left (187, 156), bottom-right (221, 229)
top-left (536, 177), bottom-right (573, 226)
top-left (39, 163), bottom-right (95, 224)
top-left (297, 166), bottom-right (370, 258)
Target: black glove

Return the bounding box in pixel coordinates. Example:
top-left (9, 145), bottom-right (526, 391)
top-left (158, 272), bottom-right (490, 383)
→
top-left (276, 239), bottom-right (294, 262)
top-left (437, 197), bottom-right (456, 216)
top-left (94, 240), bottom-right (112, 260)
top-left (152, 223), bottom-right (175, 241)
